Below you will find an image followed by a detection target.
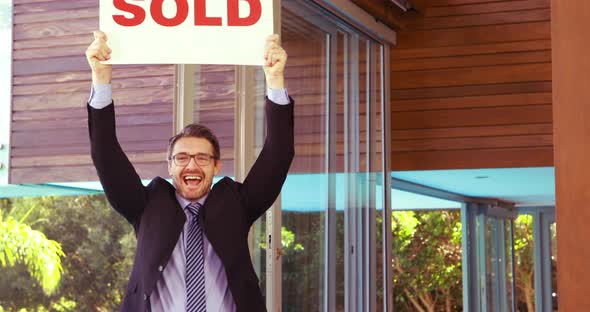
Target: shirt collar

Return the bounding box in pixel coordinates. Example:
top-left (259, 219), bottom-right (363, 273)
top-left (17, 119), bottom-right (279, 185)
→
top-left (175, 192), bottom-right (207, 210)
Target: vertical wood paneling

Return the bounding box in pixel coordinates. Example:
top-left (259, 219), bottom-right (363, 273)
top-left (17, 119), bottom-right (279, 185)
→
top-left (552, 0), bottom-right (590, 310)
top-left (388, 0), bottom-right (553, 170)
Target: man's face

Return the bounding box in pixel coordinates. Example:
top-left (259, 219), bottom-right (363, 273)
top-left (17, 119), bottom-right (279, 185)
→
top-left (168, 137), bottom-right (222, 201)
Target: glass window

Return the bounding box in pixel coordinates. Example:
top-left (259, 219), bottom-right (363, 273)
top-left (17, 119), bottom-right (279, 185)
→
top-left (193, 64), bottom-right (235, 177)
top-left (485, 217), bottom-right (501, 310)
top-left (550, 222), bottom-right (557, 311)
top-left (278, 6), bottom-right (329, 310)
top-left (274, 1), bottom-right (389, 311)
top-left (483, 215), bottom-right (515, 312)
top-left (390, 189), bottom-right (463, 311)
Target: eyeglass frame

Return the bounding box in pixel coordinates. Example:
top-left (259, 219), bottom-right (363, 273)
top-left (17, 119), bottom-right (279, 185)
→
top-left (169, 152), bottom-right (219, 167)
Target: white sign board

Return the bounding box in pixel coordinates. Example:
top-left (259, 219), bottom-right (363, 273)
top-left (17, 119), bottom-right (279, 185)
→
top-left (100, 0), bottom-right (273, 65)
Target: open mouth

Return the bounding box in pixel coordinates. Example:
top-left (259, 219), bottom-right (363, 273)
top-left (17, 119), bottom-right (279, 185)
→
top-left (183, 175), bottom-right (203, 187)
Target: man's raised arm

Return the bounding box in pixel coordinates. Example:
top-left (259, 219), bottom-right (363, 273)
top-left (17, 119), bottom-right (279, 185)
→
top-left (241, 34), bottom-right (295, 224)
top-left (85, 31), bottom-right (146, 226)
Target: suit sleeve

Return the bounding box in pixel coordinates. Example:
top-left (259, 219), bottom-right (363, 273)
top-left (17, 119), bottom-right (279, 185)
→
top-left (87, 102), bottom-right (147, 226)
top-left (240, 97), bottom-right (295, 226)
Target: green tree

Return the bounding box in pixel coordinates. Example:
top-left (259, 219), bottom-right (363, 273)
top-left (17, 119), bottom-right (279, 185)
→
top-left (0, 195), bottom-right (135, 312)
top-left (0, 208), bottom-right (65, 295)
top-left (391, 210), bottom-right (463, 312)
top-left (513, 214), bottom-right (535, 311)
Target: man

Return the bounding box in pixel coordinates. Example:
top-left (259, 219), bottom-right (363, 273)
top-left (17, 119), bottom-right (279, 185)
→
top-left (85, 31), bottom-right (294, 312)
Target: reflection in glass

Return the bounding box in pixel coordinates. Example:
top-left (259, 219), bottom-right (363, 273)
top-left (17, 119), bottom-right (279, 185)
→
top-left (193, 64), bottom-right (235, 177)
top-left (550, 222), bottom-right (557, 311)
top-left (485, 217), bottom-right (515, 312)
top-left (506, 221), bottom-right (515, 311)
top-left (279, 4), bottom-right (329, 311)
top-left (486, 218), bottom-right (500, 311)
top-left (370, 41), bottom-right (385, 312)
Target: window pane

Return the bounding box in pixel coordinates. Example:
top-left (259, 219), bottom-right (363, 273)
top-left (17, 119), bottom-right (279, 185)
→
top-left (506, 220), bottom-right (515, 311)
top-left (550, 222), bottom-right (557, 311)
top-left (279, 4), bottom-right (330, 311)
top-left (486, 218), bottom-right (501, 310)
top-left (193, 64), bottom-right (235, 177)
top-left (371, 40), bottom-right (385, 312)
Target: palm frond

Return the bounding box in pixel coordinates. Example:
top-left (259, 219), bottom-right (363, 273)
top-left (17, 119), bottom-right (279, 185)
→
top-left (0, 210), bottom-right (65, 295)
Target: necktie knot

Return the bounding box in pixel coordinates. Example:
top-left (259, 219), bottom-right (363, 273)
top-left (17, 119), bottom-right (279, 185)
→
top-left (186, 203), bottom-right (202, 219)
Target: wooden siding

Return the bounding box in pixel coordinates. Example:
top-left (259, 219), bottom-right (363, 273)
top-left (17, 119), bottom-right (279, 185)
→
top-left (9, 1), bottom-right (366, 182)
top-left (10, 0), bottom-right (175, 184)
top-left (552, 1), bottom-right (590, 309)
top-left (389, 0), bottom-right (553, 170)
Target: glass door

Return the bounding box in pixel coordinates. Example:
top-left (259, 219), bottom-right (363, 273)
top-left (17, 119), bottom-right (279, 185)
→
top-left (512, 207), bottom-right (556, 312)
top-left (542, 213), bottom-right (557, 311)
top-left (471, 204), bottom-right (517, 312)
top-left (251, 0), bottom-right (389, 311)
top-left (483, 216), bottom-right (515, 312)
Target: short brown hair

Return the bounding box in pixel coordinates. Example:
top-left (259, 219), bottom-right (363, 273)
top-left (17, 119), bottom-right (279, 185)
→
top-left (167, 124), bottom-right (220, 161)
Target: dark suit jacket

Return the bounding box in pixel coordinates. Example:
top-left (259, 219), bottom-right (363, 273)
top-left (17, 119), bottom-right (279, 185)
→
top-left (87, 98), bottom-right (294, 312)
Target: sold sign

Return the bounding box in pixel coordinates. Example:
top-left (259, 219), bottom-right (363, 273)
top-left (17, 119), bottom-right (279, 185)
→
top-left (100, 0), bottom-right (273, 65)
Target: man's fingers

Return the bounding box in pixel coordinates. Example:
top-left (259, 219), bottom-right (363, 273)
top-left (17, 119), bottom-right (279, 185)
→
top-left (86, 46), bottom-right (110, 62)
top-left (263, 33), bottom-right (287, 78)
top-left (264, 34), bottom-right (280, 56)
top-left (265, 34), bottom-right (279, 46)
top-left (266, 48), bottom-right (286, 63)
top-left (86, 36), bottom-right (111, 60)
top-left (265, 46), bottom-right (284, 59)
top-left (101, 46), bottom-right (111, 57)
top-left (265, 52), bottom-right (286, 68)
top-left (93, 30), bottom-right (107, 41)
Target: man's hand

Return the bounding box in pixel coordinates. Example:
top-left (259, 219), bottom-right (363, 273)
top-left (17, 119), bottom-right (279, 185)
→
top-left (263, 34), bottom-right (287, 90)
top-left (85, 31), bottom-right (112, 85)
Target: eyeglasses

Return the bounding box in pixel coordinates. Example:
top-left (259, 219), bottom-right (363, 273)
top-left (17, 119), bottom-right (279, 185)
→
top-left (170, 153), bottom-right (218, 166)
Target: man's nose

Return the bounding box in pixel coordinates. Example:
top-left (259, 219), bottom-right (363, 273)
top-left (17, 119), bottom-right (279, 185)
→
top-left (186, 156), bottom-right (200, 168)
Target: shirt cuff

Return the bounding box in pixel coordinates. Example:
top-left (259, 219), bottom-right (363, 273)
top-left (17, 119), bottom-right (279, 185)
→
top-left (88, 84), bottom-right (113, 109)
top-left (267, 88), bottom-right (290, 105)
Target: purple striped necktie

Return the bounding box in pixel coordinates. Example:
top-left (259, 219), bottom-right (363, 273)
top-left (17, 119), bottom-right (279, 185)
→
top-left (185, 202), bottom-right (206, 312)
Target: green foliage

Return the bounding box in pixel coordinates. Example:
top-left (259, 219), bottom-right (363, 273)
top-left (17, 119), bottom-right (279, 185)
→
top-left (0, 209), bottom-right (65, 295)
top-left (392, 211), bottom-right (419, 249)
top-left (259, 226), bottom-right (304, 252)
top-left (0, 195), bottom-right (542, 312)
top-left (273, 211), bottom-right (326, 312)
top-left (0, 195), bottom-right (135, 312)
top-left (513, 214), bottom-right (535, 311)
top-left (391, 210), bottom-right (463, 312)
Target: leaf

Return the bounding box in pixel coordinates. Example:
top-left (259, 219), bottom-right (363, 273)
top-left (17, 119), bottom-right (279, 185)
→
top-left (0, 211), bottom-right (65, 295)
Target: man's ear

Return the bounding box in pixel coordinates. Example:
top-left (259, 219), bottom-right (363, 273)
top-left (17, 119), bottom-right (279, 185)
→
top-left (214, 160), bottom-right (222, 176)
top-left (167, 160), bottom-right (173, 176)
